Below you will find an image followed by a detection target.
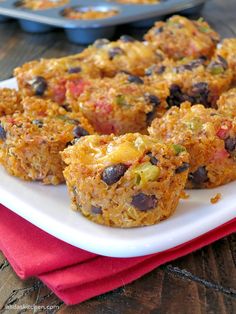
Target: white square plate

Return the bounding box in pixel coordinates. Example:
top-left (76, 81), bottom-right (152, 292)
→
top-left (0, 78), bottom-right (235, 258)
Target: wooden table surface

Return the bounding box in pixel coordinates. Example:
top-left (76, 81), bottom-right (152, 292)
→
top-left (0, 0), bottom-right (236, 313)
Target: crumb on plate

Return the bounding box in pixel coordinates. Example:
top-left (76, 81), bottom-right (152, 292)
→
top-left (210, 193), bottom-right (222, 204)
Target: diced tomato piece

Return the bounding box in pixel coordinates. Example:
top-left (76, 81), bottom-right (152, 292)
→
top-left (94, 101), bottom-right (112, 114)
top-left (121, 86), bottom-right (137, 94)
top-left (212, 148), bottom-right (229, 161)
top-left (6, 117), bottom-right (15, 124)
top-left (53, 81), bottom-right (66, 104)
top-left (37, 111), bottom-right (47, 117)
top-left (94, 119), bottom-right (115, 134)
top-left (67, 79), bottom-right (89, 98)
top-left (216, 121), bottom-right (232, 139)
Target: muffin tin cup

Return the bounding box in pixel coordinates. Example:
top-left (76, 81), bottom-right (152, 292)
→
top-left (0, 0), bottom-right (207, 44)
top-left (19, 19), bottom-right (55, 33)
top-left (178, 3), bottom-right (205, 16)
top-left (129, 16), bottom-right (163, 28)
top-left (0, 14), bottom-right (10, 21)
top-left (65, 26), bottom-right (116, 44)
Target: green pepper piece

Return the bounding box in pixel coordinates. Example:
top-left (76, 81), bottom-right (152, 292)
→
top-left (134, 162), bottom-right (160, 185)
top-left (210, 66), bottom-right (224, 75)
top-left (172, 144), bottom-right (186, 155)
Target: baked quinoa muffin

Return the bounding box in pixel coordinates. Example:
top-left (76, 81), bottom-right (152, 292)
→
top-left (14, 54), bottom-right (101, 104)
top-left (0, 88), bottom-right (22, 116)
top-left (144, 15), bottom-right (219, 60)
top-left (66, 72), bottom-right (169, 135)
top-left (61, 133), bottom-right (189, 227)
top-left (217, 88), bottom-right (236, 118)
top-left (0, 98), bottom-right (94, 184)
top-left (149, 102), bottom-right (236, 189)
top-left (15, 0), bottom-right (69, 10)
top-left (62, 7), bottom-right (119, 20)
top-left (146, 55), bottom-right (232, 108)
top-left (77, 36), bottom-right (165, 77)
top-left (216, 38), bottom-right (236, 82)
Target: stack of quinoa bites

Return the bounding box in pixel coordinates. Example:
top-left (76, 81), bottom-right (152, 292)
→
top-left (1, 15), bottom-right (236, 227)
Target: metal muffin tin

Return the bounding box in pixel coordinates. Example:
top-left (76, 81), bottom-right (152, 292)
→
top-left (0, 0), bottom-right (207, 44)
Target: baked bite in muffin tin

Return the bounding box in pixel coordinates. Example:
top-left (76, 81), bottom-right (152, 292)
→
top-left (0, 0), bottom-right (207, 44)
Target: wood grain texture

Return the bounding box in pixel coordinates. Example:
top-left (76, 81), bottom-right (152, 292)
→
top-left (0, 0), bottom-right (236, 312)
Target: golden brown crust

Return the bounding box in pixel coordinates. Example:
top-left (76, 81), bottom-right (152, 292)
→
top-left (149, 102), bottom-right (236, 188)
top-left (0, 97), bottom-right (94, 184)
top-left (66, 72), bottom-right (169, 135)
top-left (61, 133), bottom-right (189, 227)
top-left (145, 15), bottom-right (219, 60)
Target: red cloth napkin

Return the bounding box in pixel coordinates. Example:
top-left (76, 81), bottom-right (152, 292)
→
top-left (0, 204), bottom-right (235, 305)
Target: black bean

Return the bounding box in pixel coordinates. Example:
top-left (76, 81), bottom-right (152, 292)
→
top-left (147, 152), bottom-right (159, 165)
top-left (131, 193), bottom-right (158, 211)
top-left (65, 141), bottom-right (73, 147)
top-left (217, 55), bottom-right (228, 70)
top-left (155, 26), bottom-right (164, 34)
top-left (93, 38), bottom-right (110, 48)
top-left (188, 166), bottom-right (208, 185)
top-left (146, 111), bottom-right (156, 125)
top-left (120, 35), bottom-right (136, 42)
top-left (146, 94), bottom-right (160, 106)
top-left (32, 119), bottom-right (43, 128)
top-left (68, 66), bottom-right (82, 74)
top-left (145, 66), bottom-right (154, 76)
top-left (73, 126), bottom-right (89, 138)
top-left (175, 162), bottom-right (190, 174)
top-left (145, 65), bottom-right (166, 76)
top-left (0, 124), bottom-right (6, 141)
top-left (224, 137), bottom-right (236, 152)
top-left (101, 163), bottom-right (128, 185)
top-left (174, 57), bottom-right (206, 73)
top-left (30, 76), bottom-right (47, 96)
top-left (108, 47), bottom-right (124, 60)
top-left (156, 65), bottom-right (166, 74)
top-left (191, 82), bottom-right (209, 107)
top-left (61, 104), bottom-right (72, 112)
top-left (167, 84), bottom-right (187, 108)
top-left (128, 75), bottom-right (144, 84)
top-left (146, 94), bottom-right (161, 124)
top-left (91, 205), bottom-right (102, 215)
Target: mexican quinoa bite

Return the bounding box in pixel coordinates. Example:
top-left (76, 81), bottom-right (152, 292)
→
top-left (61, 133), bottom-right (189, 227)
top-left (146, 55), bottom-right (233, 108)
top-left (149, 102), bottom-right (236, 189)
top-left (66, 72), bottom-right (169, 135)
top-left (0, 97), bottom-right (94, 184)
top-left (0, 88), bottom-right (22, 116)
top-left (144, 15), bottom-right (219, 60)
